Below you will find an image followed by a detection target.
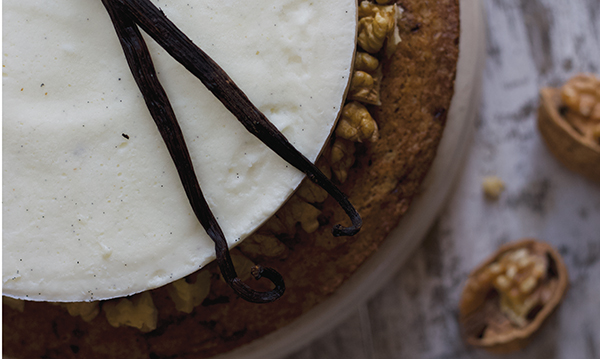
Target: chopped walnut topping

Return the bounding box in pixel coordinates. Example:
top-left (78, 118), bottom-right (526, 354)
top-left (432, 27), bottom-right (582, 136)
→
top-left (276, 196), bottom-right (322, 233)
top-left (349, 53), bottom-right (383, 105)
top-left (337, 101), bottom-right (379, 143)
top-left (168, 270), bottom-right (211, 313)
top-left (227, 249), bottom-right (256, 281)
top-left (238, 233), bottom-right (289, 259)
top-left (260, 214), bottom-right (288, 236)
top-left (103, 292), bottom-right (158, 332)
top-left (60, 301), bottom-right (100, 322)
top-left (261, 166), bottom-right (329, 237)
top-left (352, 70), bottom-right (374, 89)
top-left (350, 71), bottom-right (376, 102)
top-left (357, 1), bottom-right (401, 55)
top-left (330, 137), bottom-right (356, 183)
top-left (354, 51), bottom-right (380, 72)
top-left (295, 166), bottom-right (330, 203)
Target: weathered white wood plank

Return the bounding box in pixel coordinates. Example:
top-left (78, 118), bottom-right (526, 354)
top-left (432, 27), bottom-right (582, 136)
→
top-left (284, 309), bottom-right (373, 359)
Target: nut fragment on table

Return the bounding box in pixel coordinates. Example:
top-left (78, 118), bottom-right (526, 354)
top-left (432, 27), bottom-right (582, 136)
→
top-left (538, 74), bottom-right (600, 182)
top-left (459, 239), bottom-right (568, 353)
top-left (482, 175), bottom-right (505, 200)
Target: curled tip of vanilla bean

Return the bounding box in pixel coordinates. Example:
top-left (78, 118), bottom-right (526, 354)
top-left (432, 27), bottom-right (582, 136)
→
top-left (330, 193), bottom-right (362, 236)
top-left (333, 222), bottom-right (361, 237)
top-left (219, 254), bottom-right (285, 303)
top-left (214, 229), bottom-right (285, 302)
top-left (223, 267), bottom-right (285, 303)
top-left (230, 265), bottom-right (285, 303)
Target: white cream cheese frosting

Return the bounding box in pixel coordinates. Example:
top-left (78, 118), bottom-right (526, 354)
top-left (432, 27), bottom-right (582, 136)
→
top-left (3, 0), bottom-right (357, 301)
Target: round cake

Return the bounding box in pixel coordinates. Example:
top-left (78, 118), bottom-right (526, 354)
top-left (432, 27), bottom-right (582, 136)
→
top-left (2, 0), bottom-right (461, 357)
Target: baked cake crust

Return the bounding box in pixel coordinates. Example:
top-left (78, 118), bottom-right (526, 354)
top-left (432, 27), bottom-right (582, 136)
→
top-left (2, 0), bottom-right (460, 357)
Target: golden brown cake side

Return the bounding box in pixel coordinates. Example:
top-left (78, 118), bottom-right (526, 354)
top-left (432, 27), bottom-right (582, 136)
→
top-left (2, 1), bottom-right (460, 358)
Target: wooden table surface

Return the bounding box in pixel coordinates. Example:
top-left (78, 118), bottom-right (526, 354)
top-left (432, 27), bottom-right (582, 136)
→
top-left (285, 0), bottom-right (600, 358)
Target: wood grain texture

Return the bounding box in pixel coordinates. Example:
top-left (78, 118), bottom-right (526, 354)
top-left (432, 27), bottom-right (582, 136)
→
top-left (286, 0), bottom-right (600, 358)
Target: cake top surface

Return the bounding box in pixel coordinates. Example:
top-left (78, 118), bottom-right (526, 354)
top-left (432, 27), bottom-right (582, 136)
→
top-left (2, 0), bottom-right (357, 301)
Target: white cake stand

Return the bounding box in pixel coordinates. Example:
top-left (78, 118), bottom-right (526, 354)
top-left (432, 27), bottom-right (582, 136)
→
top-left (215, 0), bottom-right (486, 357)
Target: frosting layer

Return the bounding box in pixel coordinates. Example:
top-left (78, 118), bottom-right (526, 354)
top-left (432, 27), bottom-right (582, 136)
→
top-left (2, 0), bottom-right (356, 301)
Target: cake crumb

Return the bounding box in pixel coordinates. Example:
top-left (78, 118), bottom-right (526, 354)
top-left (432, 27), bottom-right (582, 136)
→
top-left (482, 176), bottom-right (505, 200)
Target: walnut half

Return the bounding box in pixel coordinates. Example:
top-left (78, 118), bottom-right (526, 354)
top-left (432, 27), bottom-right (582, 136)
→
top-left (357, 1), bottom-right (401, 55)
top-left (538, 74), bottom-right (600, 182)
top-left (348, 52), bottom-right (382, 105)
top-left (459, 239), bottom-right (568, 353)
top-left (336, 101), bottom-right (379, 143)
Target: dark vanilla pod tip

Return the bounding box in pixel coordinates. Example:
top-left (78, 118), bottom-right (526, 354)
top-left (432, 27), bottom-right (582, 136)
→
top-left (225, 269), bottom-right (286, 304)
top-left (333, 222), bottom-right (362, 237)
top-left (215, 237), bottom-right (285, 303)
top-left (103, 0), bottom-right (360, 303)
top-left (332, 191), bottom-right (362, 236)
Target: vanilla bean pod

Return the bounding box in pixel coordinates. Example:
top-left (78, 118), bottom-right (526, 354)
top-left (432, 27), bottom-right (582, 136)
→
top-left (102, 0), bottom-right (284, 303)
top-left (113, 0), bottom-right (362, 236)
